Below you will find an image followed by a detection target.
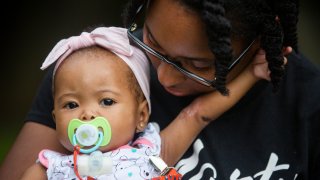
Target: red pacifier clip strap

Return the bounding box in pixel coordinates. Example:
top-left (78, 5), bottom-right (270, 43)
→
top-left (73, 145), bottom-right (95, 180)
top-left (73, 145), bottom-right (83, 180)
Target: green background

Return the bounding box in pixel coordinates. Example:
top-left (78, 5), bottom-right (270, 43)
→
top-left (0, 0), bottom-right (319, 165)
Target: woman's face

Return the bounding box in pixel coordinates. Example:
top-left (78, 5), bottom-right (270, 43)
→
top-left (143, 0), bottom-right (253, 96)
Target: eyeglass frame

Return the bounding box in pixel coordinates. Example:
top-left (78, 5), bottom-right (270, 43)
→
top-left (127, 1), bottom-right (255, 88)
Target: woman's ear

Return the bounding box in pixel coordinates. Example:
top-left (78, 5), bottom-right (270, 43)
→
top-left (136, 100), bottom-right (150, 133)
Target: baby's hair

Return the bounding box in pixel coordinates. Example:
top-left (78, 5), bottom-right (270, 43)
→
top-left (122, 0), bottom-right (299, 95)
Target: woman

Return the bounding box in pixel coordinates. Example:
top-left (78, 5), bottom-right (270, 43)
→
top-left (1, 0), bottom-right (319, 179)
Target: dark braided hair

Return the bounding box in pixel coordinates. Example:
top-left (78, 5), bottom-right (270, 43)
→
top-left (122, 0), bottom-right (145, 27)
top-left (185, 0), bottom-right (233, 95)
top-left (122, 0), bottom-right (299, 95)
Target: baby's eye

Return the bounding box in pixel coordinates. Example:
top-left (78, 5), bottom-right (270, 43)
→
top-left (63, 102), bottom-right (79, 109)
top-left (100, 98), bottom-right (116, 106)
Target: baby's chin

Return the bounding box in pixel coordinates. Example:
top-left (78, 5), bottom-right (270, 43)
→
top-left (98, 144), bottom-right (124, 152)
top-left (60, 141), bottom-right (75, 153)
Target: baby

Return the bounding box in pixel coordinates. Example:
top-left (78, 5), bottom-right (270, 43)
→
top-left (22, 27), bottom-right (168, 180)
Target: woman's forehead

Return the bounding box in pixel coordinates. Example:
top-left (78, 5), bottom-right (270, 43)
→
top-left (146, 0), bottom-right (212, 56)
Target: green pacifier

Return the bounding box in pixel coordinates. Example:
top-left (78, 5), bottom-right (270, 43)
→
top-left (68, 117), bottom-right (112, 154)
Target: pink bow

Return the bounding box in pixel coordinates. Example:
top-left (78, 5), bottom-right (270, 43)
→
top-left (41, 27), bottom-right (133, 70)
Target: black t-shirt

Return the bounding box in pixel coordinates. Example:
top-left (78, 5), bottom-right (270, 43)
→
top-left (26, 53), bottom-right (320, 179)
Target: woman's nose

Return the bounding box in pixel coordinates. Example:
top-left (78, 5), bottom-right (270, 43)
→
top-left (157, 61), bottom-right (186, 87)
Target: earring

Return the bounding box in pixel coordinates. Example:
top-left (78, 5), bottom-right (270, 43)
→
top-left (136, 122), bottom-right (144, 133)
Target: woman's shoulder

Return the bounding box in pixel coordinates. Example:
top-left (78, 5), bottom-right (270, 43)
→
top-left (286, 52), bottom-right (320, 93)
top-left (287, 52), bottom-right (320, 79)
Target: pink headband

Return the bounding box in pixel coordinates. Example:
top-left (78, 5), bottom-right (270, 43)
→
top-left (41, 27), bottom-right (151, 113)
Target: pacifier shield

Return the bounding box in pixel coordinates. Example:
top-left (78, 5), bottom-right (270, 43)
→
top-left (68, 117), bottom-right (112, 147)
top-left (75, 124), bottom-right (99, 146)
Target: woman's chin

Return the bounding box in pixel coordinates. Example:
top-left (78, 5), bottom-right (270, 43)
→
top-left (164, 85), bottom-right (213, 97)
top-left (164, 87), bottom-right (189, 96)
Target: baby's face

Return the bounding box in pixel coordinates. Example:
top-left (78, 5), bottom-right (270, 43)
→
top-left (52, 48), bottom-right (148, 152)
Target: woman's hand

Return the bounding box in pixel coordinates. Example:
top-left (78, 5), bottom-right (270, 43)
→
top-left (253, 47), bottom-right (290, 81)
top-left (186, 49), bottom-right (270, 123)
top-left (187, 46), bottom-right (290, 123)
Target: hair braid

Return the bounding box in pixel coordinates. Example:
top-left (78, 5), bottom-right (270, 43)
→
top-left (122, 0), bottom-right (144, 27)
top-left (201, 0), bottom-right (233, 95)
top-left (274, 0), bottom-right (299, 52)
top-left (259, 0), bottom-right (299, 92)
top-left (261, 19), bottom-right (284, 92)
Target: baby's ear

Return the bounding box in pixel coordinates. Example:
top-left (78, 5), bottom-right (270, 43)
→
top-left (136, 100), bottom-right (149, 133)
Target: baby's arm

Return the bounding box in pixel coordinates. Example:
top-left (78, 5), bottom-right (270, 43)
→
top-left (20, 163), bottom-right (47, 180)
top-left (160, 50), bottom-right (273, 166)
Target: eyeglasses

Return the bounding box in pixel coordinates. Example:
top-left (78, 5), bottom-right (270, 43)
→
top-left (127, 0), bottom-right (255, 88)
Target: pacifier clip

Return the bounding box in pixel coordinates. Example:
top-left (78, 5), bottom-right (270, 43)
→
top-left (68, 117), bottom-right (112, 180)
top-left (149, 156), bottom-right (183, 180)
top-left (73, 145), bottom-right (95, 180)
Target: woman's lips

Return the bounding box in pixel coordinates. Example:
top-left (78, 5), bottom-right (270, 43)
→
top-left (164, 87), bottom-right (186, 96)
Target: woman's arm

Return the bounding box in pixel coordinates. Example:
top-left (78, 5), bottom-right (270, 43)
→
top-left (20, 162), bottom-right (47, 180)
top-left (0, 122), bottom-right (68, 180)
top-left (160, 50), bottom-right (274, 166)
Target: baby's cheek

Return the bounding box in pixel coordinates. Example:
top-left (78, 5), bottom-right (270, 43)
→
top-left (100, 134), bottom-right (133, 152)
top-left (57, 129), bottom-right (74, 152)
top-left (60, 138), bottom-right (74, 152)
